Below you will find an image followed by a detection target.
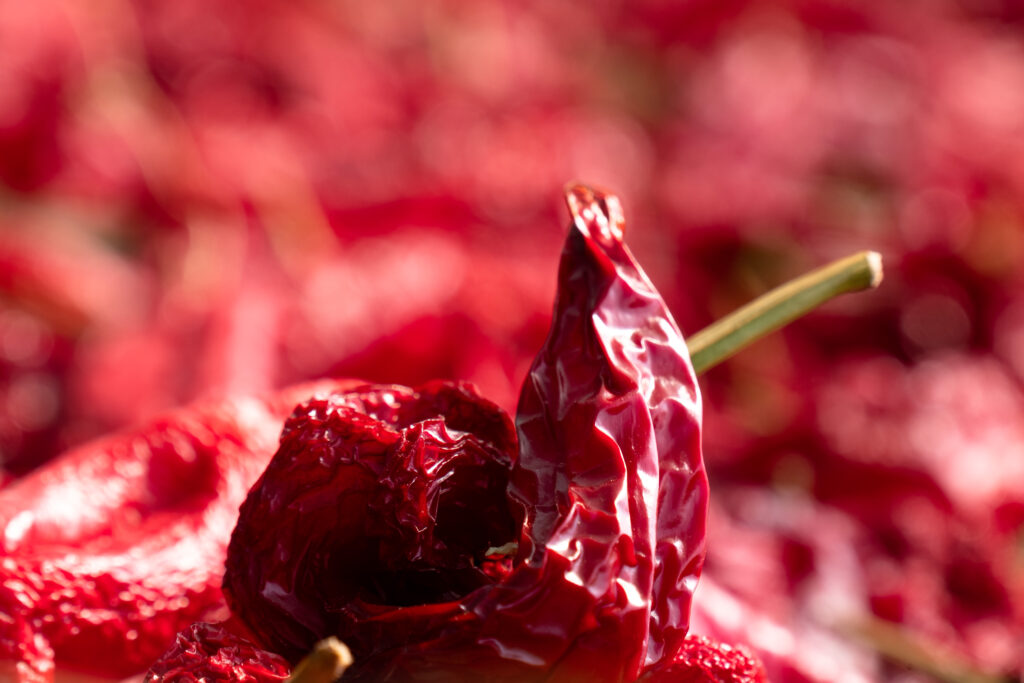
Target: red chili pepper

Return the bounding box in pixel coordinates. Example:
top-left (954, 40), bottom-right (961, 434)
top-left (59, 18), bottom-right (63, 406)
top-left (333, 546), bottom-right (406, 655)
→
top-left (221, 379), bottom-right (520, 668)
top-left (218, 185), bottom-right (720, 681)
top-left (0, 380), bottom-right (356, 680)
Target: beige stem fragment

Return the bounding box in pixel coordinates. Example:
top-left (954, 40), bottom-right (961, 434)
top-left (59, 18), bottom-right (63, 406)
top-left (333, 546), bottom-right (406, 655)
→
top-left (285, 638), bottom-right (354, 683)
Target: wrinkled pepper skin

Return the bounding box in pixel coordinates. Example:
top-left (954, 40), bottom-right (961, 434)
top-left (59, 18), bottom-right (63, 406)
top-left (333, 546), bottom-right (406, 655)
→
top-left (0, 381), bottom-right (357, 681)
top-left (223, 381), bottom-right (520, 664)
top-left (222, 185), bottom-right (710, 681)
top-left (144, 622), bottom-right (290, 683)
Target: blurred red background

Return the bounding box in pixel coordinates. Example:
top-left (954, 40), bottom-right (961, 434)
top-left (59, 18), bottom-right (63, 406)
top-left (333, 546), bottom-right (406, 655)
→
top-left (1, 1), bottom-right (1023, 680)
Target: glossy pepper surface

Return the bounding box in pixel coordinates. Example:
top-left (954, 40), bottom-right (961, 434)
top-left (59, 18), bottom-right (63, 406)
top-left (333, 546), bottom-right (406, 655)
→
top-left (222, 185), bottom-right (711, 681)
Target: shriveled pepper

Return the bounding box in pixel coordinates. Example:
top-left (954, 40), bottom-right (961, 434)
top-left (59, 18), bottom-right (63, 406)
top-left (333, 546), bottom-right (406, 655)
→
top-left (222, 379), bottom-right (521, 667)
top-left (219, 185), bottom-right (716, 681)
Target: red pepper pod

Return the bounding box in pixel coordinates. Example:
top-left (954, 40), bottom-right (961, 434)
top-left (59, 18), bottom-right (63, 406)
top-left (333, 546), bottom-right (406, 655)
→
top-left (515, 184), bottom-right (707, 659)
top-left (223, 382), bottom-right (520, 663)
top-left (223, 185), bottom-right (708, 682)
top-left (455, 184), bottom-right (708, 680)
top-left (0, 381), bottom-right (357, 680)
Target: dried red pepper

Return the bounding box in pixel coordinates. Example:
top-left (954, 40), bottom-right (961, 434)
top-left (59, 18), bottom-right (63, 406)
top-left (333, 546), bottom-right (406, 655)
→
top-left (0, 380), bottom-right (355, 680)
top-left (222, 379), bottom-right (520, 667)
top-left (220, 185), bottom-right (715, 681)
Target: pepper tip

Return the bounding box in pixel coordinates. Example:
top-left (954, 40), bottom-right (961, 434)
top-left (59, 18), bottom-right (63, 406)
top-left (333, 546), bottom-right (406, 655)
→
top-left (563, 182), bottom-right (626, 247)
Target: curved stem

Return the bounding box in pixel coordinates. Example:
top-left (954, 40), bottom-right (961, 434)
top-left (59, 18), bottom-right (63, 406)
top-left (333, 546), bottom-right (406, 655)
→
top-left (687, 251), bottom-right (883, 374)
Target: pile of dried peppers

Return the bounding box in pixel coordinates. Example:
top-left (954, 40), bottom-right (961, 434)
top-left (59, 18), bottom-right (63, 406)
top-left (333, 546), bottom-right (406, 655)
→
top-left (2, 186), bottom-right (766, 682)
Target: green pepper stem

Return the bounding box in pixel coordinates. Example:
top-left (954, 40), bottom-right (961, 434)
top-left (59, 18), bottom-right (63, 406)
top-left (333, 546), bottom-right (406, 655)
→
top-left (687, 251), bottom-right (883, 374)
top-left (285, 637), bottom-right (353, 683)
